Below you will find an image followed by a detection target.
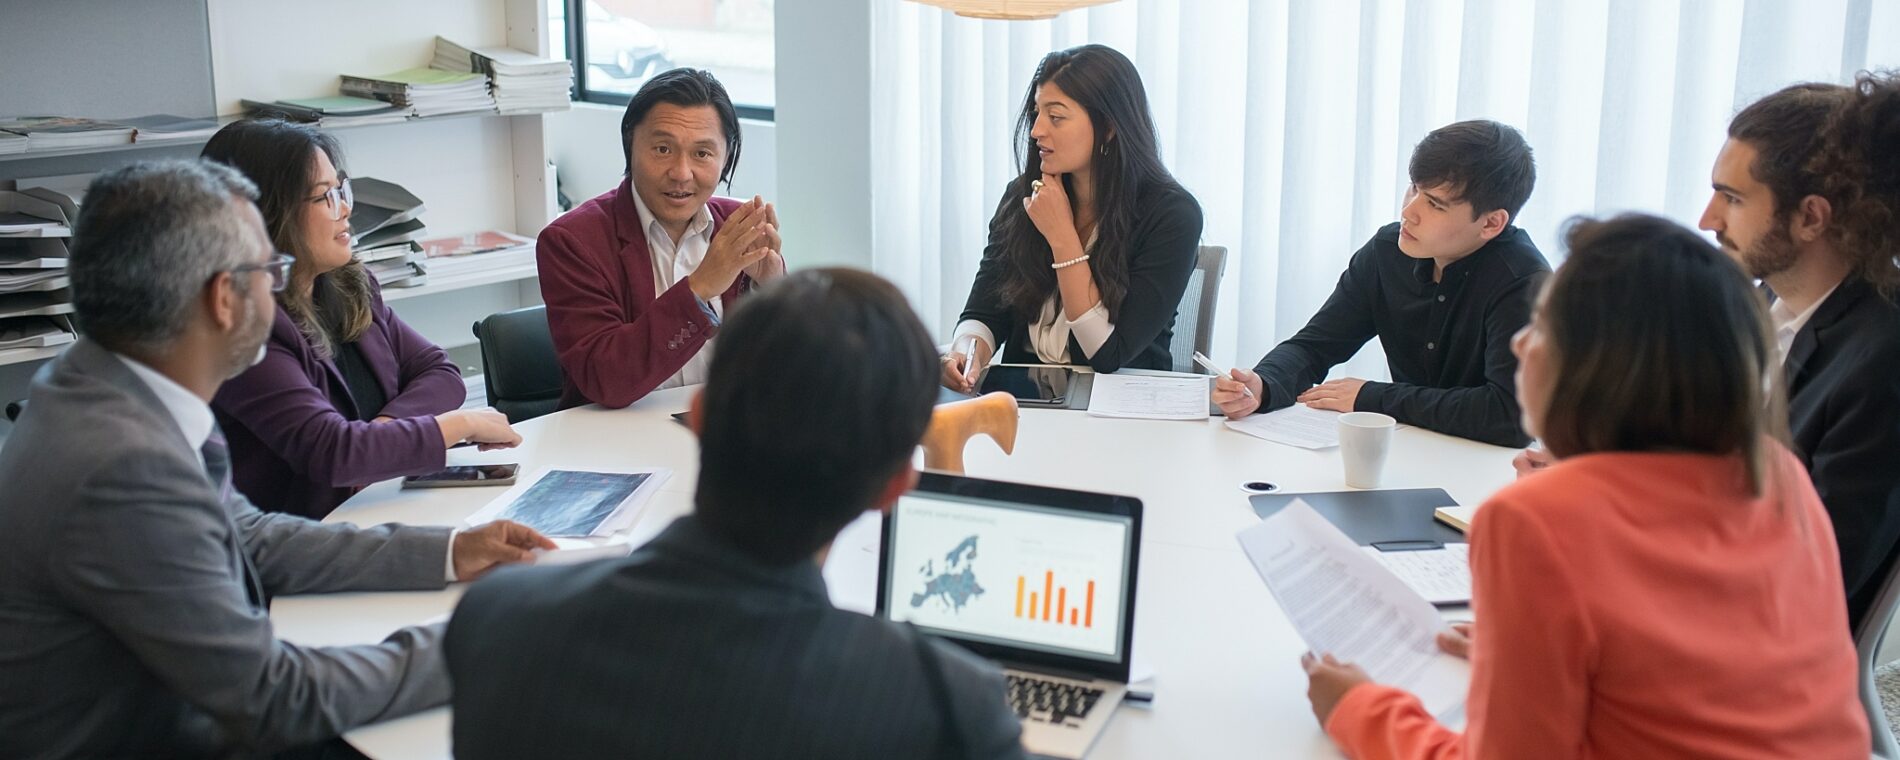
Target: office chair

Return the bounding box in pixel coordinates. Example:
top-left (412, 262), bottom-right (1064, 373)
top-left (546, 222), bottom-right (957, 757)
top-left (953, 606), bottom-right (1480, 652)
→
top-left (1169, 245), bottom-right (1227, 373)
top-left (1858, 548), bottom-right (1900, 758)
top-left (471, 305), bottom-right (565, 424)
top-left (921, 391), bottom-right (1018, 474)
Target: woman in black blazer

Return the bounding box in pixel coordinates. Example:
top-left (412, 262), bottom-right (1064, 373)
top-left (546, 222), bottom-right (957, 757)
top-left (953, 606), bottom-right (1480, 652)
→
top-left (943, 44), bottom-right (1203, 390)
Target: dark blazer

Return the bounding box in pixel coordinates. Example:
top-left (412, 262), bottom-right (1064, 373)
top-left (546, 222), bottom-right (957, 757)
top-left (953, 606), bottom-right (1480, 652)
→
top-left (447, 515), bottom-right (1026, 760)
top-left (1782, 277), bottom-right (1900, 628)
top-left (213, 279), bottom-right (466, 519)
top-left (0, 339), bottom-right (453, 759)
top-left (958, 178), bottom-right (1203, 373)
top-left (537, 181), bottom-right (753, 409)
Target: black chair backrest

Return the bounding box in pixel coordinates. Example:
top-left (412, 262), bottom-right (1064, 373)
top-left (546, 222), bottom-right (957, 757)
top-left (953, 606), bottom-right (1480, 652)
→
top-left (472, 305), bottom-right (564, 424)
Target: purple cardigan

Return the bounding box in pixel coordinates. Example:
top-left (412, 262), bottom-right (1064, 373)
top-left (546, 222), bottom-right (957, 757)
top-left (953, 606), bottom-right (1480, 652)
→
top-left (213, 280), bottom-right (466, 519)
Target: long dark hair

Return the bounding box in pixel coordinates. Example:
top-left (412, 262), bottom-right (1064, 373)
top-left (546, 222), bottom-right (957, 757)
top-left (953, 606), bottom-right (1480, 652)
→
top-left (202, 119), bottom-right (374, 357)
top-left (997, 44), bottom-right (1180, 321)
top-left (1537, 213), bottom-right (1788, 496)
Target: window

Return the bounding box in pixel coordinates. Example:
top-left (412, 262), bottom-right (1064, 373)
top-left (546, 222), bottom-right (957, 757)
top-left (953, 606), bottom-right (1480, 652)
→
top-left (559, 0), bottom-right (775, 119)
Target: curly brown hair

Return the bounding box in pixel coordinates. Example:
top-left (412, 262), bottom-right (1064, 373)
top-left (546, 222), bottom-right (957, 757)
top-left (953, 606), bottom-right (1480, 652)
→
top-left (1809, 70), bottom-right (1900, 298)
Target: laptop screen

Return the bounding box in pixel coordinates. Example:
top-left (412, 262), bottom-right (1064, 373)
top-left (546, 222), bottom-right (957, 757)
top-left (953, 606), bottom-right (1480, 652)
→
top-left (880, 487), bottom-right (1135, 665)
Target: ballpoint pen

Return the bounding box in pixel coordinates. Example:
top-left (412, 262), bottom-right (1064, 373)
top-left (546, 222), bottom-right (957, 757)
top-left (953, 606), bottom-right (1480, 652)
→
top-left (1193, 351), bottom-right (1254, 398)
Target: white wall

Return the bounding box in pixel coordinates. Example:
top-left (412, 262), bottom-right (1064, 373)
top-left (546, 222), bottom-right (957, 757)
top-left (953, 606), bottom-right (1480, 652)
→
top-left (774, 0), bottom-right (873, 270)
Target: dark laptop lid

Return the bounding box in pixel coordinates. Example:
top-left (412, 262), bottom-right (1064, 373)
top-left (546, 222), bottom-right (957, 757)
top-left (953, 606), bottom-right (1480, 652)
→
top-left (876, 472), bottom-right (1142, 683)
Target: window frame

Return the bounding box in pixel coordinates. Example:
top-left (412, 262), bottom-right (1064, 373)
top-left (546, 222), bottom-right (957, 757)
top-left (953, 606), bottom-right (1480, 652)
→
top-left (564, 0), bottom-right (776, 121)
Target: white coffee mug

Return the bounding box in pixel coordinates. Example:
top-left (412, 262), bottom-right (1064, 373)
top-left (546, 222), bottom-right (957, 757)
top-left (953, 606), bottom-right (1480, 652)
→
top-left (1338, 411), bottom-right (1398, 489)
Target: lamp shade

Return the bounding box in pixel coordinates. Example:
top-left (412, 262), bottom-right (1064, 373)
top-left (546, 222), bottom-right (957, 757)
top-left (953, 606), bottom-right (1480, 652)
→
top-left (906, 0), bottom-right (1118, 21)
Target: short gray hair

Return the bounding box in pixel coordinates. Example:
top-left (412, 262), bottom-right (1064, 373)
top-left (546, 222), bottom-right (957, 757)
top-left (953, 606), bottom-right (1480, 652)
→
top-left (69, 159), bottom-right (262, 353)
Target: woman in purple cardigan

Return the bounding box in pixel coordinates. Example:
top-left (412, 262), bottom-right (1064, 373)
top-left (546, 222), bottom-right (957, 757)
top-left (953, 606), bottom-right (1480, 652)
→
top-left (201, 119), bottom-right (522, 519)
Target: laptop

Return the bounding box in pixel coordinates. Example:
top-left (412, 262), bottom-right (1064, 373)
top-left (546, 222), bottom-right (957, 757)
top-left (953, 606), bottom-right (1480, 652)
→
top-left (876, 472), bottom-right (1142, 759)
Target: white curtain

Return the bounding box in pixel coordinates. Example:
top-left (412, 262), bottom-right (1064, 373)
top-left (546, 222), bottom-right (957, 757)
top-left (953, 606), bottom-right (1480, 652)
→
top-left (869, 0), bottom-right (1900, 377)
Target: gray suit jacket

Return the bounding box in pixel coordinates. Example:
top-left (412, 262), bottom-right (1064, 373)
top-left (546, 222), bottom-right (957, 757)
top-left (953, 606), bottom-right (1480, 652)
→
top-left (447, 515), bottom-right (1027, 759)
top-left (0, 339), bottom-right (455, 758)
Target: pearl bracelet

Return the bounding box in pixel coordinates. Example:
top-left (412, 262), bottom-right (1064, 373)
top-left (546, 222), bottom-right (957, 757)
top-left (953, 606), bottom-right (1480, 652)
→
top-left (1052, 254), bottom-right (1091, 270)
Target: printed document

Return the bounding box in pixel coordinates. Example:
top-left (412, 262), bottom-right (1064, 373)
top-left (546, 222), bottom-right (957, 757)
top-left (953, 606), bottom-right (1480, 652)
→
top-left (467, 466), bottom-right (669, 537)
top-left (1086, 373), bottom-right (1209, 420)
top-left (1238, 500), bottom-right (1470, 718)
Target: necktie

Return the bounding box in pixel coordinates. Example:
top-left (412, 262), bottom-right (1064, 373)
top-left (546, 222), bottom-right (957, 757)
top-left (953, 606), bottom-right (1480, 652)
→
top-left (201, 426), bottom-right (266, 609)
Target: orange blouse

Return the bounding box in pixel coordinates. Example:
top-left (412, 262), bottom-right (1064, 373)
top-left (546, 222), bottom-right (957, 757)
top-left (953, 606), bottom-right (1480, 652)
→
top-left (1325, 448), bottom-right (1869, 759)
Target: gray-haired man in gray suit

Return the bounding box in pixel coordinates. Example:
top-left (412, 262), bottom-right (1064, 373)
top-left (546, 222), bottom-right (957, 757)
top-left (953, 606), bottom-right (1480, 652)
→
top-left (0, 160), bottom-right (554, 759)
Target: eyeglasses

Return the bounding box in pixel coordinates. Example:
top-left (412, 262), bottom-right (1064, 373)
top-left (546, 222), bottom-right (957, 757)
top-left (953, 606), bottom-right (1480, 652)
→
top-left (230, 252), bottom-right (295, 293)
top-left (310, 178), bottom-right (354, 221)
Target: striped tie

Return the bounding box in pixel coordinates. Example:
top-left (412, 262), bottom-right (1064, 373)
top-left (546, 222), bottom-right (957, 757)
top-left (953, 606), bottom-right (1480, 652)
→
top-left (201, 425), bottom-right (265, 609)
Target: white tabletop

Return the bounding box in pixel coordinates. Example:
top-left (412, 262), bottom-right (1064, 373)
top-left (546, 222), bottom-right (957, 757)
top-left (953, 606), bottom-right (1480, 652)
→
top-left (270, 385), bottom-right (1519, 759)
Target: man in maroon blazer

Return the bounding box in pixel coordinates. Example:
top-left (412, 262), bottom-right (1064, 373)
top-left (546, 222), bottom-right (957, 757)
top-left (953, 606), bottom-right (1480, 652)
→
top-left (538, 68), bottom-right (785, 409)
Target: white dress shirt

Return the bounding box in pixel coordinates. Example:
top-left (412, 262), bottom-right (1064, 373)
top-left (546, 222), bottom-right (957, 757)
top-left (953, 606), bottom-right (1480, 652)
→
top-left (114, 352), bottom-right (458, 580)
top-left (952, 233), bottom-right (1113, 364)
top-left (1770, 281), bottom-right (1840, 366)
top-left (630, 189), bottom-right (720, 388)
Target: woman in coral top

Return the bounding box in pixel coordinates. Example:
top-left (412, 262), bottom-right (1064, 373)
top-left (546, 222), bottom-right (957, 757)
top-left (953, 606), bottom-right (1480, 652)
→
top-left (1302, 213), bottom-right (1870, 759)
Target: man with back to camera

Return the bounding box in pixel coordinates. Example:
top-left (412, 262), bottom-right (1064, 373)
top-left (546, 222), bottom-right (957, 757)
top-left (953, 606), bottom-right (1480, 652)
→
top-left (447, 268), bottom-right (1027, 759)
top-left (0, 160), bottom-right (552, 759)
top-left (1212, 120), bottom-right (1551, 448)
top-left (537, 67), bottom-right (787, 410)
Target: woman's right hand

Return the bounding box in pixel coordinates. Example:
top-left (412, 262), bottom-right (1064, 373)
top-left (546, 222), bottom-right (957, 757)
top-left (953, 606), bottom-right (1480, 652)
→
top-left (941, 337), bottom-right (993, 393)
top-left (1512, 447), bottom-right (1555, 478)
top-left (1436, 622), bottom-right (1474, 660)
top-left (437, 408), bottom-right (523, 451)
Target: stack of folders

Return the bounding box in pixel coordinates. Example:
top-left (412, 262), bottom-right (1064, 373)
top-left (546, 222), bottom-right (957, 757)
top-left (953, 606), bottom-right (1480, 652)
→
top-left (243, 96), bottom-right (410, 129)
top-left (0, 117), bottom-right (134, 152)
top-left (340, 69), bottom-right (495, 118)
top-left (117, 115), bottom-right (222, 143)
top-left (0, 189), bottom-right (81, 352)
top-left (432, 37), bottom-right (573, 114)
top-left (418, 230), bottom-right (536, 279)
top-left (348, 177), bottom-right (429, 288)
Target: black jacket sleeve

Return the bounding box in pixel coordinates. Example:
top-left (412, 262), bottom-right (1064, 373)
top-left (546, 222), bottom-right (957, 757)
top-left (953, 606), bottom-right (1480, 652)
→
top-left (1252, 241), bottom-right (1381, 411)
top-left (1357, 271), bottom-right (1542, 447)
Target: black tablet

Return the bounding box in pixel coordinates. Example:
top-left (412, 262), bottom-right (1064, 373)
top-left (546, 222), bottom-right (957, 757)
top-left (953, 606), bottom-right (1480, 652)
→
top-left (976, 365), bottom-right (1074, 407)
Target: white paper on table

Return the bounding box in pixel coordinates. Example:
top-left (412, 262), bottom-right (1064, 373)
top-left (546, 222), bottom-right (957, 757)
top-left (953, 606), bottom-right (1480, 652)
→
top-left (532, 537), bottom-right (636, 566)
top-left (1085, 373), bottom-right (1210, 420)
top-left (1225, 404), bottom-right (1343, 448)
top-left (1237, 500), bottom-right (1470, 718)
top-left (1362, 543), bottom-right (1471, 605)
top-left (465, 466), bottom-right (670, 537)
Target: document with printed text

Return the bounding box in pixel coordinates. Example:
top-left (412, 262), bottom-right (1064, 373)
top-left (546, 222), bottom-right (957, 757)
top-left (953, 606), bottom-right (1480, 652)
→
top-left (1085, 373), bottom-right (1210, 420)
top-left (1238, 500), bottom-right (1470, 718)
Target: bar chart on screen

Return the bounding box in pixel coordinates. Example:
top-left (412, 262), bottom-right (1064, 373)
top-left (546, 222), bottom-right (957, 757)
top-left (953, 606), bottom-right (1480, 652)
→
top-left (1014, 571), bottom-right (1096, 628)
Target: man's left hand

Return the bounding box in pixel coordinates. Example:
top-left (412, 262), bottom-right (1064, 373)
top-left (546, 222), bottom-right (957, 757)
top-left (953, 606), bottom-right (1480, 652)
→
top-left (452, 520), bottom-right (557, 582)
top-left (1298, 377), bottom-right (1367, 412)
top-left (743, 199), bottom-right (785, 283)
top-left (1301, 651), bottom-right (1373, 727)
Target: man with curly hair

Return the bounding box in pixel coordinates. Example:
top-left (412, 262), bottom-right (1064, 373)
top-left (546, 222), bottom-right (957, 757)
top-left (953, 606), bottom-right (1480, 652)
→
top-left (1698, 71), bottom-right (1900, 628)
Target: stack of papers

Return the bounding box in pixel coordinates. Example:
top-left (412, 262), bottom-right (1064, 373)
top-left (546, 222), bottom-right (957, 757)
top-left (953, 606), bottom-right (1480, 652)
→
top-left (0, 189), bottom-right (77, 238)
top-left (1238, 501), bottom-right (1470, 718)
top-left (0, 315), bottom-right (74, 351)
top-left (0, 117), bottom-right (134, 151)
top-left (1362, 544), bottom-right (1472, 605)
top-left (0, 269), bottom-right (68, 293)
top-left (117, 114), bottom-right (222, 143)
top-left (366, 255), bottom-right (427, 288)
top-left (418, 230), bottom-right (535, 277)
top-left (348, 177), bottom-right (427, 247)
top-left (0, 132), bottom-right (26, 155)
top-left (1084, 372), bottom-right (1210, 420)
top-left (1224, 405), bottom-right (1408, 449)
top-left (341, 68), bottom-right (496, 118)
top-left (0, 238), bottom-right (68, 269)
top-left (433, 37), bottom-right (573, 113)
top-left (249, 96), bottom-right (412, 129)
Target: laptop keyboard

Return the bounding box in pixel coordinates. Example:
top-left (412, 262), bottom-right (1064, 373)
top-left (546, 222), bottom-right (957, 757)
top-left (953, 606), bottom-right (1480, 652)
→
top-left (1005, 674), bottom-right (1105, 726)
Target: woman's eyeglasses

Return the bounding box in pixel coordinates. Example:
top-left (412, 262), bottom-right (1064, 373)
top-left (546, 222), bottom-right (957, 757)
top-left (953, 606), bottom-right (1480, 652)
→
top-left (310, 178), bottom-right (354, 221)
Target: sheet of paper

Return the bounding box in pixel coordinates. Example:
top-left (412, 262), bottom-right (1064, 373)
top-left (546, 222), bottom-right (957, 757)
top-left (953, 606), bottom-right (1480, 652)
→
top-left (1225, 404), bottom-right (1342, 448)
top-left (1085, 373), bottom-right (1209, 420)
top-left (1237, 500), bottom-right (1469, 718)
top-left (1362, 544), bottom-right (1471, 605)
top-left (1434, 506), bottom-right (1477, 533)
top-left (466, 466), bottom-right (670, 537)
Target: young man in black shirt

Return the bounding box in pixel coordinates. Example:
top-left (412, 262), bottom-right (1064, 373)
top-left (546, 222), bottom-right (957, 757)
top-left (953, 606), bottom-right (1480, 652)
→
top-left (1214, 120), bottom-right (1550, 447)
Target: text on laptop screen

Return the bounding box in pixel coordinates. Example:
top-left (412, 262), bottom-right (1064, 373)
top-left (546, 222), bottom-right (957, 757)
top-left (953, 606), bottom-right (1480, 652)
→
top-left (884, 492), bottom-right (1133, 663)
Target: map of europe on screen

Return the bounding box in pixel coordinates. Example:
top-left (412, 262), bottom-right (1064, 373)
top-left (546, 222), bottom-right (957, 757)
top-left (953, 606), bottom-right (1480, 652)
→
top-left (910, 535), bottom-right (985, 613)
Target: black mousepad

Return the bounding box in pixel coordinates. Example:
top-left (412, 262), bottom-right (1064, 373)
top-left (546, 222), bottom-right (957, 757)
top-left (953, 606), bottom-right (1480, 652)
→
top-left (1249, 488), bottom-right (1464, 549)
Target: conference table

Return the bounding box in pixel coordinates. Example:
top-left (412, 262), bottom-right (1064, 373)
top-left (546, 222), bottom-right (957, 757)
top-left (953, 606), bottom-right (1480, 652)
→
top-left (271, 383), bottom-right (1519, 758)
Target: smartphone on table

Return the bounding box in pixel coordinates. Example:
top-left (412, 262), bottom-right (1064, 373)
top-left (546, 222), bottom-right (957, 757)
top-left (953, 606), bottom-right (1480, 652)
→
top-left (401, 463), bottom-right (520, 489)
